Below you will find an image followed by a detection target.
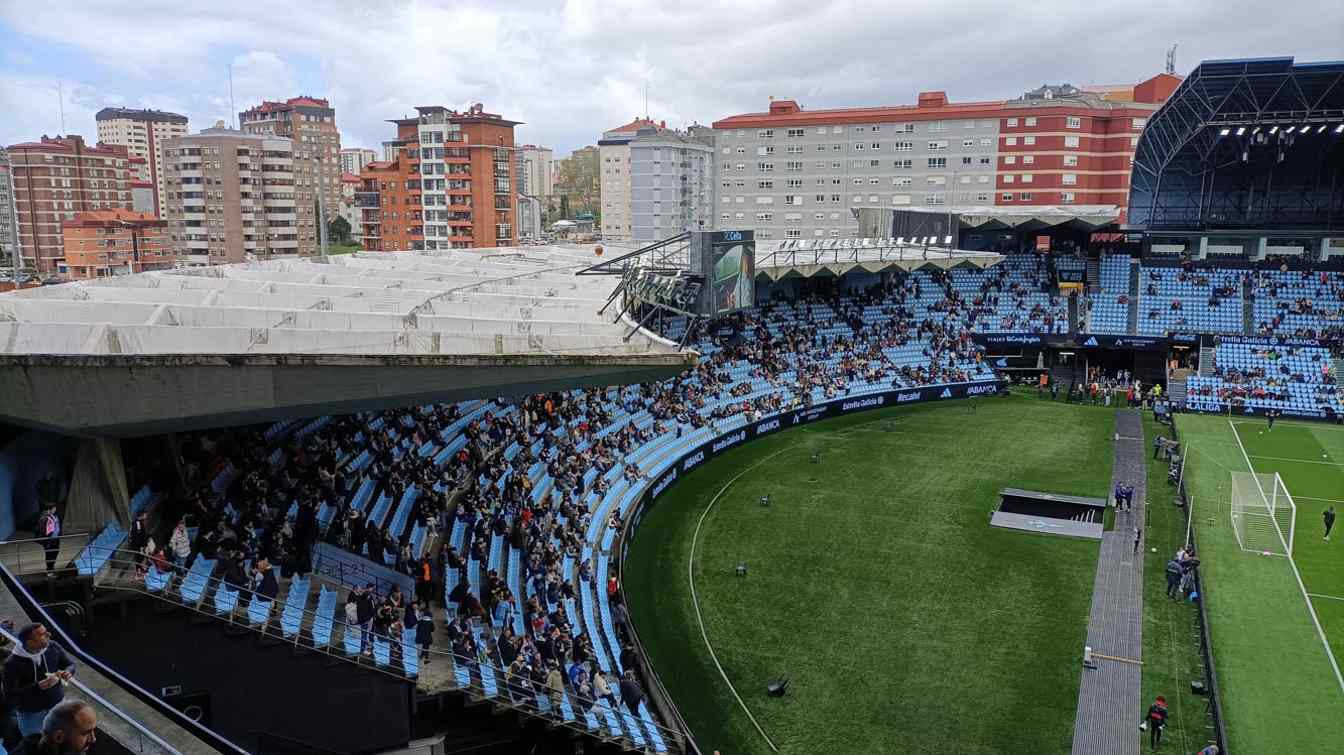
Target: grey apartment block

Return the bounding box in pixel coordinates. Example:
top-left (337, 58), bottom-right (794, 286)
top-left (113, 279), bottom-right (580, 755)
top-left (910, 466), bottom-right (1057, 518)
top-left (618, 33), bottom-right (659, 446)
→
top-left (629, 128), bottom-right (715, 243)
top-left (711, 118), bottom-right (1001, 239)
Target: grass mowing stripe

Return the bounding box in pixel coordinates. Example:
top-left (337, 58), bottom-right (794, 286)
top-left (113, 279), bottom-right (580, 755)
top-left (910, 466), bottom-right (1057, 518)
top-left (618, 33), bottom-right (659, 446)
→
top-left (687, 446), bottom-right (792, 754)
top-left (1228, 420), bottom-right (1344, 694)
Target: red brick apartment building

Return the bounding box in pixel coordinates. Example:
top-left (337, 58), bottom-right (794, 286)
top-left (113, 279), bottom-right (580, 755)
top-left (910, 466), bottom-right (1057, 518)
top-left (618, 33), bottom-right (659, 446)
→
top-left (60, 208), bottom-right (172, 279)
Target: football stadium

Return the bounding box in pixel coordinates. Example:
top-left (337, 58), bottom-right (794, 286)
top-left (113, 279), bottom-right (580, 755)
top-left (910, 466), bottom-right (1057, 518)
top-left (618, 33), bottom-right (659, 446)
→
top-left (0, 55), bottom-right (1342, 755)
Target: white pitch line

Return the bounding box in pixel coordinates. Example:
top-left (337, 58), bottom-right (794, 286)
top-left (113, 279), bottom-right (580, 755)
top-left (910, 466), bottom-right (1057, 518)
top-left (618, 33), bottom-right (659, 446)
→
top-left (1308, 593), bottom-right (1344, 603)
top-left (688, 446), bottom-right (792, 754)
top-left (1229, 419), bottom-right (1344, 695)
top-left (1248, 454), bottom-right (1344, 467)
top-left (1291, 495), bottom-right (1344, 504)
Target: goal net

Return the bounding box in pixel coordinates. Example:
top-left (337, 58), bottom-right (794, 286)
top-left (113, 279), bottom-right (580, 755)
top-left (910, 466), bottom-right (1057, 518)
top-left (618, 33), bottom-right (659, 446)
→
top-left (1230, 471), bottom-right (1297, 557)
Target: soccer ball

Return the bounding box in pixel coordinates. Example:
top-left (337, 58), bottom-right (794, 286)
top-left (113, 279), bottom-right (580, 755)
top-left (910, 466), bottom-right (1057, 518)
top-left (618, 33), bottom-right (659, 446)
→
top-left (1150, 547), bottom-right (1158, 553)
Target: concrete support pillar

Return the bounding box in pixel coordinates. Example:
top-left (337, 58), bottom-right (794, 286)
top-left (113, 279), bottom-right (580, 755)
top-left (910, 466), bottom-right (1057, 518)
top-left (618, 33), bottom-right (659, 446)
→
top-left (64, 438), bottom-right (130, 533)
top-left (1320, 238), bottom-right (1333, 261)
top-left (1196, 237), bottom-right (1209, 261)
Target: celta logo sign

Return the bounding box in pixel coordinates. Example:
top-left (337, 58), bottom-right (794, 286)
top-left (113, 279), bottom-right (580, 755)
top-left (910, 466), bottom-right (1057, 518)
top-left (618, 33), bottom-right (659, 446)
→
top-left (756, 418), bottom-right (781, 434)
top-left (966, 383), bottom-right (998, 396)
top-left (1082, 336), bottom-right (1099, 347)
top-left (897, 391), bottom-right (922, 403)
top-left (712, 430), bottom-right (747, 454)
top-left (651, 469), bottom-right (678, 498)
top-left (939, 388), bottom-right (953, 399)
top-left (682, 450), bottom-right (706, 472)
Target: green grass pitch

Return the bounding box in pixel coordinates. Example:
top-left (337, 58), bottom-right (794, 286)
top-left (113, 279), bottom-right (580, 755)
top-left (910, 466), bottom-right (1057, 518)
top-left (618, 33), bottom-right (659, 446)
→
top-left (622, 393), bottom-right (1118, 754)
top-left (1175, 414), bottom-right (1344, 753)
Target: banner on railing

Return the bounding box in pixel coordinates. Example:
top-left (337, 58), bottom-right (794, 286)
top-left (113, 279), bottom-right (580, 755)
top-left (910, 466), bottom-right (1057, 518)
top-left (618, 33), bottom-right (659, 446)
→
top-left (1212, 334), bottom-right (1324, 348)
top-left (313, 543), bottom-right (414, 597)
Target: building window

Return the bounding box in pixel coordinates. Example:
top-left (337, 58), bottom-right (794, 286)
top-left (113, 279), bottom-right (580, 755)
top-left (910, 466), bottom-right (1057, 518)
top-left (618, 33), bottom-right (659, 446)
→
top-left (1067, 116), bottom-right (1082, 129)
top-left (786, 128), bottom-right (805, 138)
top-left (894, 141), bottom-right (913, 152)
top-left (928, 140), bottom-right (948, 151)
top-left (893, 159), bottom-right (912, 169)
top-left (1023, 155), bottom-right (1035, 165)
top-left (1004, 175), bottom-right (1014, 184)
top-left (926, 176), bottom-right (946, 186)
top-left (1060, 192), bottom-right (1075, 203)
top-left (757, 180), bottom-right (774, 189)
top-left (785, 229), bottom-right (802, 238)
top-left (928, 121), bottom-right (948, 132)
top-left (1062, 173), bottom-right (1077, 185)
top-left (1063, 155), bottom-right (1078, 167)
top-left (1023, 136), bottom-right (1036, 145)
top-left (925, 193), bottom-right (945, 205)
top-left (1002, 192), bottom-right (1014, 201)
top-left (1131, 117), bottom-right (1147, 130)
top-left (1019, 193), bottom-right (1033, 201)
top-left (893, 177), bottom-right (912, 187)
top-left (758, 162), bottom-right (774, 172)
top-left (1021, 174), bottom-right (1032, 183)
top-left (1006, 118), bottom-right (1018, 127)
top-left (786, 145), bottom-right (804, 154)
top-left (1005, 136), bottom-right (1017, 146)
top-left (892, 194), bottom-right (911, 205)
top-left (786, 179), bottom-right (803, 188)
top-left (757, 129), bottom-right (774, 139)
top-left (927, 157), bottom-right (946, 168)
top-left (1064, 136), bottom-right (1080, 148)
top-left (1025, 117), bottom-right (1037, 126)
top-left (1004, 155), bottom-right (1016, 165)
top-left (854, 143), bottom-right (865, 151)
top-left (962, 139), bottom-right (975, 148)
top-left (978, 156), bottom-right (991, 166)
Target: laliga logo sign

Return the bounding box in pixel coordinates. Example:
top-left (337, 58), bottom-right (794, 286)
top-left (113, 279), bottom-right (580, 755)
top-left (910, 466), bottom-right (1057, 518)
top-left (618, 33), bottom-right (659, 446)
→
top-left (682, 450), bottom-right (706, 472)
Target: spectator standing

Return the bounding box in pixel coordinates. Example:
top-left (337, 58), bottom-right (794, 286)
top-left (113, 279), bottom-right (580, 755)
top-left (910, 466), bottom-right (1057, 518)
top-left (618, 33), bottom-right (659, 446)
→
top-left (1133, 526), bottom-right (1142, 554)
top-left (415, 555), bottom-right (434, 607)
top-left (1139, 695), bottom-right (1169, 749)
top-left (35, 505), bottom-right (61, 579)
top-left (251, 559), bottom-right (279, 602)
top-left (1325, 506), bottom-right (1336, 541)
top-left (168, 520), bottom-right (191, 569)
top-left (2, 624), bottom-right (76, 736)
top-left (619, 669), bottom-right (645, 716)
top-left (593, 671), bottom-right (617, 709)
top-left (414, 602), bottom-right (435, 663)
top-left (1165, 558), bottom-right (1183, 600)
top-left (127, 511), bottom-right (150, 571)
top-left (356, 584), bottom-right (377, 656)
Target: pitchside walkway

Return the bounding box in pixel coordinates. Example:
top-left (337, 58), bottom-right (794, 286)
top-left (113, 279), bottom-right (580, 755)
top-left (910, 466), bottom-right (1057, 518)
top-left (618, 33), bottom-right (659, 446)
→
top-left (1071, 410), bottom-right (1146, 755)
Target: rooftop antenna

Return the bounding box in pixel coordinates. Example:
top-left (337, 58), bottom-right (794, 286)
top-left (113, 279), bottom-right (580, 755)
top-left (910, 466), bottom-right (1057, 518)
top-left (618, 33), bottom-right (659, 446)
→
top-left (56, 81), bottom-right (66, 135)
top-left (644, 82), bottom-right (649, 120)
top-left (1166, 44), bottom-right (1178, 75)
top-left (228, 64), bottom-right (236, 128)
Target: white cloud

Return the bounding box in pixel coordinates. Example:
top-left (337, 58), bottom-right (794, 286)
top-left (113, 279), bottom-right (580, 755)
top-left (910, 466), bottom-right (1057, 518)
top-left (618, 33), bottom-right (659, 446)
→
top-left (2, 0), bottom-right (1342, 154)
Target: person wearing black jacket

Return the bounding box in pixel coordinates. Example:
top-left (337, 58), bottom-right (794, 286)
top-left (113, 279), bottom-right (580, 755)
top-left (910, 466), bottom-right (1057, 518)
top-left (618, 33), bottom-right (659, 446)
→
top-left (252, 559), bottom-right (279, 602)
top-left (355, 584), bottom-right (377, 656)
top-left (2, 624), bottom-right (76, 736)
top-left (618, 669), bottom-right (645, 717)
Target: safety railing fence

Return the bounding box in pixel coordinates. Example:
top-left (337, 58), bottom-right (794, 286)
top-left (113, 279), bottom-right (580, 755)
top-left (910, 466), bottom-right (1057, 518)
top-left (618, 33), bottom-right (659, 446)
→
top-left (0, 563), bottom-right (250, 755)
top-left (1164, 425), bottom-right (1230, 754)
top-left (84, 547), bottom-right (683, 754)
top-left (0, 531), bottom-right (93, 574)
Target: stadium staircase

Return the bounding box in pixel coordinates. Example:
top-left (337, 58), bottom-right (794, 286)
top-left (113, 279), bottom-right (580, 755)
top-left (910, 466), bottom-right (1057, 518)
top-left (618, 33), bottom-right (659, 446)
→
top-left (1126, 261), bottom-right (1140, 335)
top-left (86, 548), bottom-right (672, 753)
top-left (1242, 278), bottom-right (1255, 335)
top-left (1085, 257), bottom-right (1101, 293)
top-left (1198, 345), bottom-right (1216, 377)
top-left (1051, 364), bottom-right (1080, 396)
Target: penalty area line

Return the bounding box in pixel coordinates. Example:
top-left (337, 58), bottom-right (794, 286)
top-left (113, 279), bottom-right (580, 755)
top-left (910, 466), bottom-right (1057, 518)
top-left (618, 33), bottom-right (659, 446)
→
top-left (1308, 593), bottom-right (1344, 603)
top-left (688, 445), bottom-right (793, 754)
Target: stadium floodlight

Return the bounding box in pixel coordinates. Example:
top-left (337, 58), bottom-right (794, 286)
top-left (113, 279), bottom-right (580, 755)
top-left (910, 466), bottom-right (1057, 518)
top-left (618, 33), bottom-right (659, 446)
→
top-left (1317, 124), bottom-right (1328, 134)
top-left (1218, 128), bottom-right (1230, 136)
top-left (1235, 127), bottom-right (1246, 136)
top-left (1268, 126), bottom-right (1279, 134)
top-left (1230, 471), bottom-right (1297, 557)
top-left (1336, 124), bottom-right (1344, 134)
top-left (1285, 126), bottom-right (1296, 134)
top-left (1252, 126), bottom-right (1262, 134)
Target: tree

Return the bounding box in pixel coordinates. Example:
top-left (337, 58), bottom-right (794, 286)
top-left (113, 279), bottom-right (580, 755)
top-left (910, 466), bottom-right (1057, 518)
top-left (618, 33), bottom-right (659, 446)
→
top-left (328, 216), bottom-right (352, 245)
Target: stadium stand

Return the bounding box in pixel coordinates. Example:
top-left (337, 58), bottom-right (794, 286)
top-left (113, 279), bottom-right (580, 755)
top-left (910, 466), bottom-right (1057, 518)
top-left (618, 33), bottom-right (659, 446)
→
top-left (1251, 269), bottom-right (1344, 340)
top-left (1086, 253), bottom-right (1132, 334)
top-left (1137, 264), bottom-right (1244, 336)
top-left (1186, 341), bottom-right (1342, 417)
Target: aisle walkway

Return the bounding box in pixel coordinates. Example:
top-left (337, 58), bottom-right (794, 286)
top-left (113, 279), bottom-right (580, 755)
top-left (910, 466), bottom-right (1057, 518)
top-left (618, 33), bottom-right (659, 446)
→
top-left (1070, 410), bottom-right (1146, 755)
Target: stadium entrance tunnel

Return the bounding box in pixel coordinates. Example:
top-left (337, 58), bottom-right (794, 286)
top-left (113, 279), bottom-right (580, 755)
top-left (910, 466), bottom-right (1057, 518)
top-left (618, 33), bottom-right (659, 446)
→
top-left (991, 487), bottom-right (1106, 540)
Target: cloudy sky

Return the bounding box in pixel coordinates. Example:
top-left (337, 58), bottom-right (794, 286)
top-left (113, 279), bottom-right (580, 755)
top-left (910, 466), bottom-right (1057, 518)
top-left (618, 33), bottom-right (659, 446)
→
top-left (2, 1), bottom-right (1341, 157)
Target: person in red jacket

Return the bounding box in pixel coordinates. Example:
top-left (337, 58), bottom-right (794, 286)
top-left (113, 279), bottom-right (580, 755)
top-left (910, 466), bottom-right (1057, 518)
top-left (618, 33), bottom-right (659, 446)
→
top-left (1139, 695), bottom-right (1169, 749)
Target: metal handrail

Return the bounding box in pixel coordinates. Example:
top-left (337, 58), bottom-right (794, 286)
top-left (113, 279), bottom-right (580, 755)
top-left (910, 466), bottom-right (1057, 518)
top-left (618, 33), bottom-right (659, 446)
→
top-left (87, 547), bottom-right (683, 752)
top-left (0, 624), bottom-right (182, 754)
top-left (0, 531), bottom-right (93, 546)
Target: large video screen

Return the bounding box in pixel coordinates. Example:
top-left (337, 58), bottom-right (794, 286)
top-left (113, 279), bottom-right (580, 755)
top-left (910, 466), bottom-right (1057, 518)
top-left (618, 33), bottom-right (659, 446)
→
top-left (703, 230), bottom-right (754, 315)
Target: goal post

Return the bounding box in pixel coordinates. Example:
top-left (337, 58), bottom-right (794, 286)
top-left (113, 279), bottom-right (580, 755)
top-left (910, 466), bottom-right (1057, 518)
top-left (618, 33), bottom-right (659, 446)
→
top-left (1230, 471), bottom-right (1297, 557)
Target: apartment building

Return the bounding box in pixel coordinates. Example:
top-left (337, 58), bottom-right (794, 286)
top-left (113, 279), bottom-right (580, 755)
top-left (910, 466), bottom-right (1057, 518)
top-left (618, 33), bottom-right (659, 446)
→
top-left (238, 96), bottom-right (342, 253)
top-left (710, 74), bottom-right (1176, 239)
top-left (360, 104), bottom-right (519, 251)
top-left (629, 126), bottom-right (715, 242)
top-left (337, 172), bottom-right (363, 245)
top-left (6, 135), bottom-right (133, 276)
top-left (95, 107), bottom-right (189, 218)
top-left (162, 125), bottom-right (298, 265)
top-left (519, 144), bottom-right (554, 197)
top-left (340, 147), bottom-right (378, 176)
top-left (0, 151), bottom-right (15, 270)
top-left (598, 117), bottom-right (658, 241)
top-left (60, 209), bottom-right (171, 278)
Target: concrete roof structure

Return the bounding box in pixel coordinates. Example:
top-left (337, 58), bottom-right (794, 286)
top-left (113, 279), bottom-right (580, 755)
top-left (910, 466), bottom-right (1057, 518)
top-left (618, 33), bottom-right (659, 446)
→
top-left (0, 246), bottom-right (693, 437)
top-left (754, 237), bottom-right (1003, 281)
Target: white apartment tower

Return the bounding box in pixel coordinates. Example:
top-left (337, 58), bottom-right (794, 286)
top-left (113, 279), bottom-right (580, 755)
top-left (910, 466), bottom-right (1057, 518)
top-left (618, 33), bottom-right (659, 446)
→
top-left (95, 107), bottom-right (189, 218)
